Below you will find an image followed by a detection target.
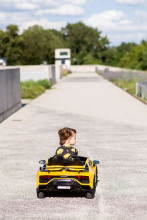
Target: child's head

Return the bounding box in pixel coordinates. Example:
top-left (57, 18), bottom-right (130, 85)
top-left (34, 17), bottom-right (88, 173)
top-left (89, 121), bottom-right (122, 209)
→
top-left (58, 127), bottom-right (76, 146)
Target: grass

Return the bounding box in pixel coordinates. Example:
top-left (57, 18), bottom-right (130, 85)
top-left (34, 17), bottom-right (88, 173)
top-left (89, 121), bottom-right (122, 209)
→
top-left (111, 78), bottom-right (135, 95)
top-left (98, 72), bottom-right (147, 102)
top-left (21, 79), bottom-right (52, 99)
top-left (62, 69), bottom-right (72, 77)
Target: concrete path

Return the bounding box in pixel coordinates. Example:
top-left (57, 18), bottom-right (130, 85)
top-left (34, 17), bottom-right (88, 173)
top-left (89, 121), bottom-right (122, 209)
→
top-left (0, 72), bottom-right (147, 220)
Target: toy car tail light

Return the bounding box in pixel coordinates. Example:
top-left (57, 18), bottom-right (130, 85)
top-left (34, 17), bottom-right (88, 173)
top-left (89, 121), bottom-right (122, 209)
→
top-left (77, 176), bottom-right (89, 183)
top-left (40, 175), bottom-right (51, 180)
top-left (78, 176), bottom-right (89, 180)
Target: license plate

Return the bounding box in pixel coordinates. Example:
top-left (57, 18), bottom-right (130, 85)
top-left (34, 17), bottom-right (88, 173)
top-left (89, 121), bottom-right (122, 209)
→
top-left (57, 186), bottom-right (71, 189)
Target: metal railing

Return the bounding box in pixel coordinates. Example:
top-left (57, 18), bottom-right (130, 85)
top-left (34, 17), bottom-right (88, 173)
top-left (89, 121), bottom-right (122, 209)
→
top-left (96, 66), bottom-right (147, 100)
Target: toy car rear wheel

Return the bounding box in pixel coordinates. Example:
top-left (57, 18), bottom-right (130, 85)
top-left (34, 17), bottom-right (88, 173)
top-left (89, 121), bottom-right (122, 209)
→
top-left (96, 167), bottom-right (98, 186)
top-left (85, 176), bottom-right (96, 199)
top-left (85, 191), bottom-right (95, 199)
top-left (37, 191), bottom-right (45, 199)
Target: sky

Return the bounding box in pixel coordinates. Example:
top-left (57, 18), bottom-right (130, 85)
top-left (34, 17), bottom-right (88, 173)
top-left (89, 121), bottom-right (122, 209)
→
top-left (0, 0), bottom-right (147, 45)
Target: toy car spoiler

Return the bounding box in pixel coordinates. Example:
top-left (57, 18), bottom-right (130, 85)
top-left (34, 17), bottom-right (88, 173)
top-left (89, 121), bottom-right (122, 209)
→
top-left (39, 159), bottom-right (100, 174)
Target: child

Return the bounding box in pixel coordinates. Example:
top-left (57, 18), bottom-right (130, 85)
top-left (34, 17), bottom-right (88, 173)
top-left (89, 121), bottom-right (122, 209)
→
top-left (55, 127), bottom-right (78, 160)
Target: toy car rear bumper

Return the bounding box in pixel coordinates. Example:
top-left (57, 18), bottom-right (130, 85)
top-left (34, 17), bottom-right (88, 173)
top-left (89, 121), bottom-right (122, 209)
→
top-left (37, 178), bottom-right (91, 192)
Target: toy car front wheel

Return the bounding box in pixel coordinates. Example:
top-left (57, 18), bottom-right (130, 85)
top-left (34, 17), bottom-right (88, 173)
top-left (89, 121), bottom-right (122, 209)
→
top-left (37, 191), bottom-right (45, 199)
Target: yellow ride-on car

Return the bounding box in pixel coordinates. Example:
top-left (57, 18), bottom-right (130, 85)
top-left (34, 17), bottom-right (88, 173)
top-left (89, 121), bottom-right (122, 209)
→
top-left (36, 155), bottom-right (100, 199)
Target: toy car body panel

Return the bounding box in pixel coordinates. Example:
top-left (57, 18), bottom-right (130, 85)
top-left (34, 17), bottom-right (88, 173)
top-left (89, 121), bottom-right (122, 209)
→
top-left (36, 156), bottom-right (100, 199)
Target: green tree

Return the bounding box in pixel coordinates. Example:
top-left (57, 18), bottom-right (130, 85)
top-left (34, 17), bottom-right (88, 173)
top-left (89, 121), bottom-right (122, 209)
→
top-left (6, 25), bottom-right (19, 37)
top-left (120, 42), bottom-right (147, 70)
top-left (0, 30), bottom-right (8, 57)
top-left (61, 22), bottom-right (109, 64)
top-left (22, 25), bottom-right (66, 64)
top-left (102, 42), bottom-right (137, 67)
top-left (1, 25), bottom-right (24, 65)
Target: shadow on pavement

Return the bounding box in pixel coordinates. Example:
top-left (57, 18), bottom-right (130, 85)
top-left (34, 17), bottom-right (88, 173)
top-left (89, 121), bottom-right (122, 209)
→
top-left (45, 191), bottom-right (85, 198)
top-left (21, 103), bottom-right (27, 108)
top-left (62, 77), bottom-right (103, 82)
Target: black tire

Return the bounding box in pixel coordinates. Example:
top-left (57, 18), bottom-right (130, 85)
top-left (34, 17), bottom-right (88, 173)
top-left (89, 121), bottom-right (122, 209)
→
top-left (96, 167), bottom-right (98, 186)
top-left (85, 192), bottom-right (95, 199)
top-left (85, 176), bottom-right (96, 199)
top-left (93, 175), bottom-right (97, 193)
top-left (37, 191), bottom-right (45, 199)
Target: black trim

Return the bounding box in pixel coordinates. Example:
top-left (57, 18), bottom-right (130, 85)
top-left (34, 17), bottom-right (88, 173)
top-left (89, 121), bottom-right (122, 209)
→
top-left (55, 58), bottom-right (70, 60)
top-left (39, 175), bottom-right (89, 184)
top-left (37, 179), bottom-right (91, 192)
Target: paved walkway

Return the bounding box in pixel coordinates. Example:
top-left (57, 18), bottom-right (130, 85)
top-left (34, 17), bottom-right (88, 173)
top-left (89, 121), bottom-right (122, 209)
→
top-left (0, 72), bottom-right (147, 219)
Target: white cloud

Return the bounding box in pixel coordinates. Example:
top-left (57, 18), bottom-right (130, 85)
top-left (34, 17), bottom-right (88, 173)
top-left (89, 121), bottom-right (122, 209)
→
top-left (20, 19), bottom-right (66, 33)
top-left (135, 10), bottom-right (147, 23)
top-left (84, 10), bottom-right (131, 31)
top-left (0, 10), bottom-right (66, 31)
top-left (0, 11), bottom-right (31, 26)
top-left (30, 0), bottom-right (86, 6)
top-left (0, 0), bottom-right (86, 18)
top-left (84, 10), bottom-right (147, 32)
top-left (37, 4), bottom-right (84, 16)
top-left (0, 0), bottom-right (86, 11)
top-left (116, 0), bottom-right (146, 6)
top-left (84, 10), bottom-right (147, 45)
top-left (0, 0), bottom-right (85, 32)
top-left (109, 32), bottom-right (146, 45)
top-left (0, 0), bottom-right (38, 10)
top-left (0, 11), bottom-right (7, 21)
top-left (15, 2), bottom-right (38, 10)
top-left (57, 0), bottom-right (86, 5)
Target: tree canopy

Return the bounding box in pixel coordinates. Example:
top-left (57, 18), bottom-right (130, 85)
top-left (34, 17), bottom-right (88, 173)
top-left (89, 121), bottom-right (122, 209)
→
top-left (61, 22), bottom-right (109, 64)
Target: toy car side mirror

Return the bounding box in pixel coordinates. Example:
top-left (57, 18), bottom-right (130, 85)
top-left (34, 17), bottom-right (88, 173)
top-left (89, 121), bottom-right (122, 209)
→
top-left (39, 160), bottom-right (46, 164)
top-left (93, 160), bottom-right (100, 166)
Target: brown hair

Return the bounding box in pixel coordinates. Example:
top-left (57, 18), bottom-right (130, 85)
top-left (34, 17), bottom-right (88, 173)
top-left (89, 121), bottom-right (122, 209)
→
top-left (58, 127), bottom-right (76, 145)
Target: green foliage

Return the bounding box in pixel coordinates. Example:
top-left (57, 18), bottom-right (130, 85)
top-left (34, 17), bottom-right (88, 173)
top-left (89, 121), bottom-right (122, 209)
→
top-left (37, 79), bottom-right (52, 89)
top-left (61, 22), bottom-right (109, 64)
top-left (120, 42), bottom-right (147, 70)
top-left (108, 77), bottom-right (147, 101)
top-left (116, 78), bottom-right (135, 94)
top-left (103, 42), bottom-right (137, 67)
top-left (21, 25), bottom-right (66, 64)
top-left (82, 54), bottom-right (102, 64)
top-left (62, 69), bottom-right (72, 76)
top-left (6, 25), bottom-right (19, 37)
top-left (21, 83), bottom-right (45, 99)
top-left (0, 25), bottom-right (23, 65)
top-left (0, 24), bottom-right (66, 65)
top-left (21, 79), bottom-right (51, 99)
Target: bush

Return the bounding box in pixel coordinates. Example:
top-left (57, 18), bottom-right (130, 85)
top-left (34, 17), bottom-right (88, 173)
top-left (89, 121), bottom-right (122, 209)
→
top-left (37, 79), bottom-right (52, 89)
top-left (21, 79), bottom-right (51, 99)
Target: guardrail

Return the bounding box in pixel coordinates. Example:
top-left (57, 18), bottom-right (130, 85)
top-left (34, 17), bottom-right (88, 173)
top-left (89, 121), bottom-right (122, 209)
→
top-left (0, 65), bottom-right (63, 123)
top-left (19, 65), bottom-right (62, 85)
top-left (96, 66), bottom-right (147, 100)
top-left (136, 81), bottom-right (147, 99)
top-left (0, 68), bottom-right (21, 123)
top-left (0, 65), bottom-right (62, 85)
top-left (96, 67), bottom-right (147, 81)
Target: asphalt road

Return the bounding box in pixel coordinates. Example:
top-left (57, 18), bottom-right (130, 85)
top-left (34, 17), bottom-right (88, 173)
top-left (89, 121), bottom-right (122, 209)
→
top-left (0, 72), bottom-right (147, 220)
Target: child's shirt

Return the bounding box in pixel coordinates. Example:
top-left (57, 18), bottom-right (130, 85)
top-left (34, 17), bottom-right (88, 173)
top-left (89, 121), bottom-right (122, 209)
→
top-left (55, 145), bottom-right (78, 159)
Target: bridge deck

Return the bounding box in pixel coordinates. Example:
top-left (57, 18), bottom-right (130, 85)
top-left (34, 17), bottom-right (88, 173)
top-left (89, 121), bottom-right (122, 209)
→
top-left (0, 72), bottom-right (147, 219)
